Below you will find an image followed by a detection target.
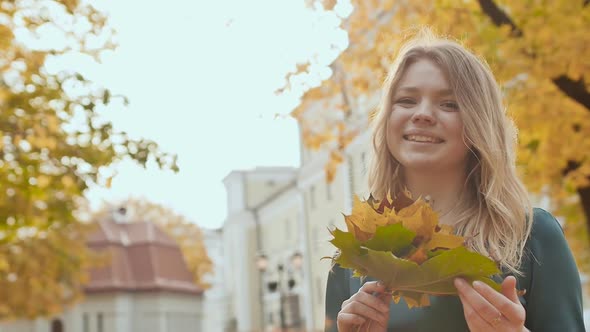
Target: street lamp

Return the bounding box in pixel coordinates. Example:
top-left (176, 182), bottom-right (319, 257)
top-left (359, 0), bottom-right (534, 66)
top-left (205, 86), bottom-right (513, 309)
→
top-left (256, 251), bottom-right (303, 331)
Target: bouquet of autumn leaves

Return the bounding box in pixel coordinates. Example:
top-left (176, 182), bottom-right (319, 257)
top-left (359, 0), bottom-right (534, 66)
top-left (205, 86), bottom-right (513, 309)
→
top-left (327, 190), bottom-right (503, 308)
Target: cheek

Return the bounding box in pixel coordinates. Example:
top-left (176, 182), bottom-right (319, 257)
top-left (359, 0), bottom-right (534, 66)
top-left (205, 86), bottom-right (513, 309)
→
top-left (387, 109), bottom-right (405, 134)
top-left (386, 113), bottom-right (401, 146)
top-left (443, 114), bottom-right (465, 139)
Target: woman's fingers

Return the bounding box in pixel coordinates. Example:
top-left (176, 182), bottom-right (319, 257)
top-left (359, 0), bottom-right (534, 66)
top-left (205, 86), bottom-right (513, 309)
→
top-left (455, 277), bottom-right (526, 329)
top-left (455, 279), bottom-right (510, 326)
top-left (356, 281), bottom-right (391, 312)
top-left (472, 278), bottom-right (525, 324)
top-left (457, 292), bottom-right (492, 331)
top-left (338, 281), bottom-right (391, 330)
top-left (360, 280), bottom-right (391, 295)
top-left (337, 311), bottom-right (366, 326)
top-left (501, 275), bottom-right (521, 304)
top-left (341, 298), bottom-right (388, 327)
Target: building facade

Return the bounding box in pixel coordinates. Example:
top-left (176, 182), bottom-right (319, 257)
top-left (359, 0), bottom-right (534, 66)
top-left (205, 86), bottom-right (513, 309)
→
top-left (0, 211), bottom-right (204, 332)
top-left (221, 127), bottom-right (373, 332)
top-left (201, 228), bottom-right (233, 332)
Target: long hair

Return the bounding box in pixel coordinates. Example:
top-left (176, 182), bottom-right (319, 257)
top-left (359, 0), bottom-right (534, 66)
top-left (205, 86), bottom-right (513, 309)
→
top-left (368, 29), bottom-right (533, 275)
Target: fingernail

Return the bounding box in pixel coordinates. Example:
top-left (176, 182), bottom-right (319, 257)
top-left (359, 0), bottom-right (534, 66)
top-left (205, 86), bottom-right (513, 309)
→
top-left (472, 281), bottom-right (483, 288)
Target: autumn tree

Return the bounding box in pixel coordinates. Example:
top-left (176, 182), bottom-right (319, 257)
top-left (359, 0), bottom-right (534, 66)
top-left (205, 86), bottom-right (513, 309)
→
top-left (283, 0), bottom-right (590, 269)
top-left (0, 0), bottom-right (178, 320)
top-left (92, 197), bottom-right (214, 290)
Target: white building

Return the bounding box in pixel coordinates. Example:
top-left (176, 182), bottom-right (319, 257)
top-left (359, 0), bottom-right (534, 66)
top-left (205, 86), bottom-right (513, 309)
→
top-left (0, 212), bottom-right (204, 332)
top-left (221, 125), bottom-right (373, 332)
top-left (201, 228), bottom-right (233, 332)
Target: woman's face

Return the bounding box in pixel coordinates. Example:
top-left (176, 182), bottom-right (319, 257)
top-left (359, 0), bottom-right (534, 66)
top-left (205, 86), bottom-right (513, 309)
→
top-left (386, 59), bottom-right (470, 174)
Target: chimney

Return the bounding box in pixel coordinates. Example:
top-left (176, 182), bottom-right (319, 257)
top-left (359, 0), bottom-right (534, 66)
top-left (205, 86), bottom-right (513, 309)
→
top-left (112, 206), bottom-right (129, 224)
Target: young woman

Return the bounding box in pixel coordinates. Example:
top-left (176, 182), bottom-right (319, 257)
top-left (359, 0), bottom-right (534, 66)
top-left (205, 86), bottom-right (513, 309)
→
top-left (325, 31), bottom-right (585, 332)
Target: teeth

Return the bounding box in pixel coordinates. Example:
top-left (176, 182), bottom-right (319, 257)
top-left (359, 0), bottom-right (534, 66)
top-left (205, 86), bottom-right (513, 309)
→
top-left (405, 135), bottom-right (442, 143)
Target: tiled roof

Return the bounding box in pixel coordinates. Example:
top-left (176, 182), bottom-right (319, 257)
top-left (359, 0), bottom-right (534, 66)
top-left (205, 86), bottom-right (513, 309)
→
top-left (84, 219), bottom-right (203, 295)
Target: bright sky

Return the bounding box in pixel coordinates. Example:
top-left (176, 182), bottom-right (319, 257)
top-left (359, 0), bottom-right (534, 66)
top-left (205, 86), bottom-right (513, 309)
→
top-left (74, 0), bottom-right (351, 229)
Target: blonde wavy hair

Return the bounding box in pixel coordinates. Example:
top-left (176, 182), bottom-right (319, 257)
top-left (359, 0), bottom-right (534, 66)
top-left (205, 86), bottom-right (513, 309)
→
top-left (368, 29), bottom-right (533, 275)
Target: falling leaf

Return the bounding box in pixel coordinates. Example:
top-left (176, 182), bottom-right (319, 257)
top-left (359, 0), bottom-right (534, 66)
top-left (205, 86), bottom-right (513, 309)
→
top-left (105, 176), bottom-right (113, 189)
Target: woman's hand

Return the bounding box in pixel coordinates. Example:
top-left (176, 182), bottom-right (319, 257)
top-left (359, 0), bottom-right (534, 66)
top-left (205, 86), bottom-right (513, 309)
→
top-left (454, 276), bottom-right (530, 332)
top-left (337, 281), bottom-right (392, 332)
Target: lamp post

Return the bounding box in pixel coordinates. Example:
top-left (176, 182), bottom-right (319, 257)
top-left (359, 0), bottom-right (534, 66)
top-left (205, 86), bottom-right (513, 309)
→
top-left (256, 252), bottom-right (303, 332)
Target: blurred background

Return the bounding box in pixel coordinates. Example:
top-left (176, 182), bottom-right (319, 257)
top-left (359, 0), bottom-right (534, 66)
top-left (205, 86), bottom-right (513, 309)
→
top-left (0, 0), bottom-right (588, 331)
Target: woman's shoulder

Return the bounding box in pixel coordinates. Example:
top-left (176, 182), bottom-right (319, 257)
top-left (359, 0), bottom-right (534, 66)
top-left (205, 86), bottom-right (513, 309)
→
top-left (524, 207), bottom-right (575, 267)
top-left (529, 207), bottom-right (565, 241)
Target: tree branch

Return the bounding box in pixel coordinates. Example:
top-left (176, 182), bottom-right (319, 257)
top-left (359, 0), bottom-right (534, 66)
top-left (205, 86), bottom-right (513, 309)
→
top-left (553, 76), bottom-right (590, 110)
top-left (477, 0), bottom-right (522, 36)
top-left (477, 0), bottom-right (590, 111)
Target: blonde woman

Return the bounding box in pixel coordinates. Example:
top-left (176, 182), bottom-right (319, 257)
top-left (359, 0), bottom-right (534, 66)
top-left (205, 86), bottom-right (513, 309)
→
top-left (325, 30), bottom-right (585, 332)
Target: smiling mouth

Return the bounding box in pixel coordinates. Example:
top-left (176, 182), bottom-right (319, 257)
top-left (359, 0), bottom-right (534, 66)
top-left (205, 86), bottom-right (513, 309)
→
top-left (403, 135), bottom-right (444, 143)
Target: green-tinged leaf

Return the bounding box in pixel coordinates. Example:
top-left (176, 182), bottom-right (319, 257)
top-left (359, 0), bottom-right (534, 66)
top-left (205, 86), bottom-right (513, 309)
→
top-left (426, 249), bottom-right (446, 259)
top-left (330, 228), bottom-right (361, 253)
top-left (363, 223), bottom-right (415, 255)
top-left (420, 247), bottom-right (500, 281)
top-left (335, 246), bottom-right (420, 287)
top-left (332, 242), bottom-right (502, 300)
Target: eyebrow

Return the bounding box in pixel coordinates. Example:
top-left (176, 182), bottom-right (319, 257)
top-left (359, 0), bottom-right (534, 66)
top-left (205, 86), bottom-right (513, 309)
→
top-left (395, 86), bottom-right (455, 96)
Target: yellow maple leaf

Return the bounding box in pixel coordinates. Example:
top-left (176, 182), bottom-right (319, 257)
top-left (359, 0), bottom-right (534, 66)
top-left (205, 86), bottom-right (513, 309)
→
top-left (397, 199), bottom-right (438, 244)
top-left (344, 195), bottom-right (390, 240)
top-left (425, 225), bottom-right (465, 250)
top-left (346, 193), bottom-right (465, 252)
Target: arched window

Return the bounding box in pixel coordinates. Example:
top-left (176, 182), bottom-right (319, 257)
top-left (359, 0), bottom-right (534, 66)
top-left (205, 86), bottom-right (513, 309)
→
top-left (51, 319), bottom-right (64, 332)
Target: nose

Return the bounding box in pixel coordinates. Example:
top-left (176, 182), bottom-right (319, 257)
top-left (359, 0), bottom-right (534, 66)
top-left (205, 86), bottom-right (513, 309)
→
top-left (411, 101), bottom-right (436, 125)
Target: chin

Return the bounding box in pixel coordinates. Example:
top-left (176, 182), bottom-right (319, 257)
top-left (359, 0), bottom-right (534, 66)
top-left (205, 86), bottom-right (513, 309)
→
top-left (398, 158), bottom-right (442, 171)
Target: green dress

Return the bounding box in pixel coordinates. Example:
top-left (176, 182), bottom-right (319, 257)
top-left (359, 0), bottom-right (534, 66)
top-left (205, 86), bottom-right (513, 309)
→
top-left (324, 208), bottom-right (585, 331)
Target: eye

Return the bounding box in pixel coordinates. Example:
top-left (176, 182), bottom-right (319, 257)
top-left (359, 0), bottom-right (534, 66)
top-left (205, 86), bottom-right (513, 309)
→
top-left (441, 101), bottom-right (459, 110)
top-left (394, 98), bottom-right (416, 107)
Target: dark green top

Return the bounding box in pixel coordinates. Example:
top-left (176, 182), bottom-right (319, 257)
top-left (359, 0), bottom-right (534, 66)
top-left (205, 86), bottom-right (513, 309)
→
top-left (325, 208), bottom-right (585, 331)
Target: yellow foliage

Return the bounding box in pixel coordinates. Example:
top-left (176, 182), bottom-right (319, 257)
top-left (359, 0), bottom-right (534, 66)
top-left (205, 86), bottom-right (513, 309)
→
top-left (294, 0), bottom-right (590, 271)
top-left (0, 0), bottom-right (179, 320)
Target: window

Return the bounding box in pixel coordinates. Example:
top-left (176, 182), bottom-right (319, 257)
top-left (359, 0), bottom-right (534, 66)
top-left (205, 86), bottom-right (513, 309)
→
top-left (83, 313), bottom-right (89, 332)
top-left (97, 313), bottom-right (104, 332)
top-left (51, 319), bottom-right (63, 332)
top-left (310, 185), bottom-right (316, 209)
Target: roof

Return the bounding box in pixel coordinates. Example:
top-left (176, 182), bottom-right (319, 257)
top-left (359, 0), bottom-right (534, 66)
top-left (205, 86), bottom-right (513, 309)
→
top-left (84, 220), bottom-right (203, 295)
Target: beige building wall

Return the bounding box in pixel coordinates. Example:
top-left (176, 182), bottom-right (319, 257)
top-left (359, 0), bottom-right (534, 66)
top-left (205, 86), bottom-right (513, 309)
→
top-left (223, 167), bottom-right (299, 332)
top-left (0, 292), bottom-right (202, 332)
top-left (257, 187), bottom-right (306, 330)
top-left (201, 228), bottom-right (232, 332)
top-left (298, 151), bottom-right (350, 331)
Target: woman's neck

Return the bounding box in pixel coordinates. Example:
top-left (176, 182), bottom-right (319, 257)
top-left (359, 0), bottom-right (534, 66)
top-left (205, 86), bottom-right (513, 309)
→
top-left (402, 168), bottom-right (466, 226)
